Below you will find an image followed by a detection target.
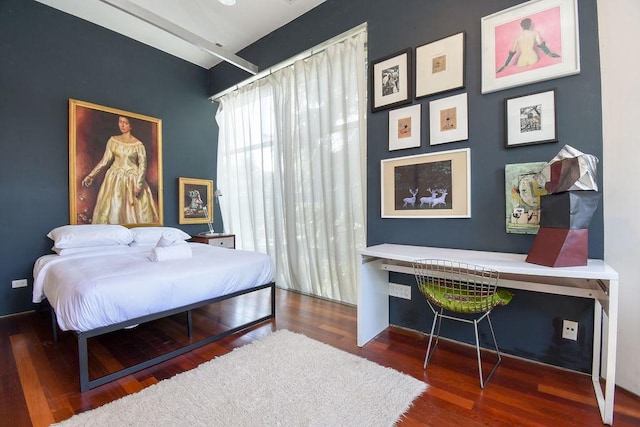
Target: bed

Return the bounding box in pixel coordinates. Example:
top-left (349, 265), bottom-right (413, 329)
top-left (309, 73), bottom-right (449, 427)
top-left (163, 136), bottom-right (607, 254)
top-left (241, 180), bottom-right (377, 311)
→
top-left (33, 225), bottom-right (275, 391)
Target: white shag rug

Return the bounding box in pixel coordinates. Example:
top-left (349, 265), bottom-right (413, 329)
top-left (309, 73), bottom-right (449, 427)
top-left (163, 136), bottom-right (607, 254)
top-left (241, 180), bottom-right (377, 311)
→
top-left (53, 329), bottom-right (426, 427)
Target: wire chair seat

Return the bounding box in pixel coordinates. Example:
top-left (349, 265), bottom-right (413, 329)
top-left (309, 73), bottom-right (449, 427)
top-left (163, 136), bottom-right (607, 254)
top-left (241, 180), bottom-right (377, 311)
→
top-left (412, 259), bottom-right (513, 388)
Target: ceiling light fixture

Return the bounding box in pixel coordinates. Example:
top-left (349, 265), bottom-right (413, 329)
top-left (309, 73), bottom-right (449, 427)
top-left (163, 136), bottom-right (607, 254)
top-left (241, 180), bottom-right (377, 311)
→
top-left (218, 0), bottom-right (236, 5)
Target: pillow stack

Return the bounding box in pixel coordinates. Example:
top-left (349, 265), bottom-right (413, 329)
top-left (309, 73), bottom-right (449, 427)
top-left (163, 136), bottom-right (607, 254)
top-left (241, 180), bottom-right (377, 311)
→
top-left (47, 224), bottom-right (134, 255)
top-left (46, 225), bottom-right (194, 262)
top-left (130, 227), bottom-right (191, 246)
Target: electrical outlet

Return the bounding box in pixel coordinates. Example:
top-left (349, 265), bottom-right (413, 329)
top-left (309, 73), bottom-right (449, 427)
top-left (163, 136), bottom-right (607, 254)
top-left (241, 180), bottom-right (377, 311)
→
top-left (389, 282), bottom-right (411, 300)
top-left (12, 279), bottom-right (28, 289)
top-left (562, 320), bottom-right (578, 341)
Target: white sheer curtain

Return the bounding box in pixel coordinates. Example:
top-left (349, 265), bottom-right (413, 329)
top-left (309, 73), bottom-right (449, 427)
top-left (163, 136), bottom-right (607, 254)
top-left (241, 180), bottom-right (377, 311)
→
top-left (215, 30), bottom-right (366, 304)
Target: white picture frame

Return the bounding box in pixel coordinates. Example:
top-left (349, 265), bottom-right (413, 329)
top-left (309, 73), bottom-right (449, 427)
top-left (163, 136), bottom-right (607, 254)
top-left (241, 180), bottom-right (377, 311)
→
top-left (381, 148), bottom-right (471, 219)
top-left (388, 104), bottom-right (421, 151)
top-left (429, 93), bottom-right (468, 145)
top-left (481, 0), bottom-right (580, 94)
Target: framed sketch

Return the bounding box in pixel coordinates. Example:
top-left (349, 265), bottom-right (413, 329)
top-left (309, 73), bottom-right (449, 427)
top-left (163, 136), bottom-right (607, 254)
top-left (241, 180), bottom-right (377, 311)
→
top-left (505, 162), bottom-right (548, 234)
top-left (179, 177), bottom-right (213, 224)
top-left (388, 104), bottom-right (421, 151)
top-left (370, 48), bottom-right (412, 112)
top-left (415, 32), bottom-right (465, 98)
top-left (69, 99), bottom-right (163, 226)
top-left (381, 148), bottom-right (470, 218)
top-left (505, 89), bottom-right (557, 147)
top-left (481, 0), bottom-right (579, 94)
top-left (429, 93), bottom-right (468, 145)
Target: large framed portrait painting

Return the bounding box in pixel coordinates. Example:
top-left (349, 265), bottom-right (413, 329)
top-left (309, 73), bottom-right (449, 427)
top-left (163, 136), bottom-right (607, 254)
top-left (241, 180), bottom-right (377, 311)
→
top-left (69, 99), bottom-right (163, 226)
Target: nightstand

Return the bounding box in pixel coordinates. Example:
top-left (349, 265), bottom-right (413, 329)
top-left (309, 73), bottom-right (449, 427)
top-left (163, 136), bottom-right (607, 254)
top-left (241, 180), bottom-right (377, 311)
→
top-left (190, 233), bottom-right (236, 249)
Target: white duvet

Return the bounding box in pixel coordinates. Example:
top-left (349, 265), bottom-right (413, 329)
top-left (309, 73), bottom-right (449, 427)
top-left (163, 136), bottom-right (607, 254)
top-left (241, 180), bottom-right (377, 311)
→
top-left (33, 243), bottom-right (274, 332)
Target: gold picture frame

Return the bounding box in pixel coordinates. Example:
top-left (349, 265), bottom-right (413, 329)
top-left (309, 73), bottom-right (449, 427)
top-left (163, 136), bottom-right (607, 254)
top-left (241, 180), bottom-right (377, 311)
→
top-left (69, 99), bottom-right (163, 226)
top-left (178, 177), bottom-right (213, 224)
top-left (381, 148), bottom-right (470, 218)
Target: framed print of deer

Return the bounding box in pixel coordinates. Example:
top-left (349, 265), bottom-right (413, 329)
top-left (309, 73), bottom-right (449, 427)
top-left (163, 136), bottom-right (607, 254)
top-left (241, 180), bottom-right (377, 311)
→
top-left (381, 148), bottom-right (470, 218)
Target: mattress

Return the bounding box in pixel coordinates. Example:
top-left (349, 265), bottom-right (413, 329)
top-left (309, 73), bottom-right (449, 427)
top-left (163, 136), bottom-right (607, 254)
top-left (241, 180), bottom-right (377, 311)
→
top-left (33, 243), bottom-right (274, 332)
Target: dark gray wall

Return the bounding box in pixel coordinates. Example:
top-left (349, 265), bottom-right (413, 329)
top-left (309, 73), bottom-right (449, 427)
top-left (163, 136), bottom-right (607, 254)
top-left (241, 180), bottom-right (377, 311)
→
top-left (209, 0), bottom-right (602, 372)
top-left (0, 0), bottom-right (220, 316)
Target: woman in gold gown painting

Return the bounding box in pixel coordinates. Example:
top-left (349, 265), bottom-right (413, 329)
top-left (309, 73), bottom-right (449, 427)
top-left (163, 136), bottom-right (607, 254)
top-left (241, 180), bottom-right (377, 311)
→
top-left (81, 116), bottom-right (159, 224)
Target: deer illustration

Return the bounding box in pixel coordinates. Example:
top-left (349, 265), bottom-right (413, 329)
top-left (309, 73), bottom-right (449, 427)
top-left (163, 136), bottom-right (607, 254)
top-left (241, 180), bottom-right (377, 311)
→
top-left (419, 188), bottom-right (436, 207)
top-left (402, 188), bottom-right (419, 207)
top-left (430, 189), bottom-right (448, 208)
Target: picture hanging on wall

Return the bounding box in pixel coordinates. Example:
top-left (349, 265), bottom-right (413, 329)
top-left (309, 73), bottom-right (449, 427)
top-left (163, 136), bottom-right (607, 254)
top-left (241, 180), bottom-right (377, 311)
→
top-left (505, 89), bottom-right (557, 147)
top-left (388, 104), bottom-right (421, 151)
top-left (481, 0), bottom-right (580, 94)
top-left (69, 99), bottom-right (163, 226)
top-left (505, 162), bottom-right (548, 234)
top-left (179, 177), bottom-right (213, 224)
top-left (381, 148), bottom-right (470, 218)
top-left (370, 48), bottom-right (412, 112)
top-left (429, 93), bottom-right (468, 145)
top-left (415, 32), bottom-right (465, 99)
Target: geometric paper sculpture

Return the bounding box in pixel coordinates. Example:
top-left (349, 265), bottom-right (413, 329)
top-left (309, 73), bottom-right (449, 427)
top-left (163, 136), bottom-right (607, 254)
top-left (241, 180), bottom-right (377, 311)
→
top-left (526, 228), bottom-right (589, 267)
top-left (526, 145), bottom-right (599, 267)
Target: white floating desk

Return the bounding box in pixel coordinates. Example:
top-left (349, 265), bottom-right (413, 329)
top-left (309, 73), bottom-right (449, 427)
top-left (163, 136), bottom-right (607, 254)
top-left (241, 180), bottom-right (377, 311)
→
top-left (358, 244), bottom-right (618, 425)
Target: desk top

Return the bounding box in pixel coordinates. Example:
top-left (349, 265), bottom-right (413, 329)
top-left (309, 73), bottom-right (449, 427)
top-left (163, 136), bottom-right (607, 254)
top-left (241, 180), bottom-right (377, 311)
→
top-left (361, 244), bottom-right (618, 281)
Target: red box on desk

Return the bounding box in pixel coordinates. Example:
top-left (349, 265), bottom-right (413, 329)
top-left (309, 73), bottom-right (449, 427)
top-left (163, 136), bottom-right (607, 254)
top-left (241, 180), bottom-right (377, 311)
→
top-left (526, 228), bottom-right (588, 267)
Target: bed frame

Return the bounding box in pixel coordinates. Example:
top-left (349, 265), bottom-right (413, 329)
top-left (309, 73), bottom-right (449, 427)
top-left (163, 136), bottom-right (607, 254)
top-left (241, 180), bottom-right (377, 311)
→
top-left (51, 281), bottom-right (276, 392)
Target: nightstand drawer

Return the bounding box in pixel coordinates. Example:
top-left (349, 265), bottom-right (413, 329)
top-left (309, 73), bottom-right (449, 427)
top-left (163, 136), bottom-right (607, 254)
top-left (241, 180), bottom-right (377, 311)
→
top-left (208, 235), bottom-right (235, 249)
top-left (191, 234), bottom-right (236, 249)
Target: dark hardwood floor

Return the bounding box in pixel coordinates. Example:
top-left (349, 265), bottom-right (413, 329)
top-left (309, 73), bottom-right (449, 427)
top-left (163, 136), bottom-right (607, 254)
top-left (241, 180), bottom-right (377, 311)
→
top-left (1, 288), bottom-right (639, 426)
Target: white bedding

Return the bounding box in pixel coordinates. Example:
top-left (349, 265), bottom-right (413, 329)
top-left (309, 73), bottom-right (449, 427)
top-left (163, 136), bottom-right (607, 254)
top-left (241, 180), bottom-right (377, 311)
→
top-left (33, 243), bottom-right (274, 332)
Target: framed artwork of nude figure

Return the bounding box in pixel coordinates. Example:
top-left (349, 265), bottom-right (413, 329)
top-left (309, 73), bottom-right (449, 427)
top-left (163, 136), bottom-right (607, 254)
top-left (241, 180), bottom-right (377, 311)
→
top-left (481, 0), bottom-right (579, 93)
top-left (69, 99), bottom-right (163, 226)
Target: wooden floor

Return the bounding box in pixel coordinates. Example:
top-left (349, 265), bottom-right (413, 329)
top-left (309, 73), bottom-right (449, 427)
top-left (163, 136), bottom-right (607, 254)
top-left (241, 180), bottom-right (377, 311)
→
top-left (1, 288), bottom-right (639, 427)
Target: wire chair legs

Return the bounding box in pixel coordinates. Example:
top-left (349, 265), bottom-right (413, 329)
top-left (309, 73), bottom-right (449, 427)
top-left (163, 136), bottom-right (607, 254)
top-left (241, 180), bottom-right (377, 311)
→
top-left (424, 307), bottom-right (444, 369)
top-left (423, 310), bottom-right (502, 389)
top-left (474, 313), bottom-right (502, 389)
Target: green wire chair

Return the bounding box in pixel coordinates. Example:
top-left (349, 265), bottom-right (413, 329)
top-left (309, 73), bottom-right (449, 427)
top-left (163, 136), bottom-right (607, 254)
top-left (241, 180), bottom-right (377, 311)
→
top-left (412, 259), bottom-right (513, 388)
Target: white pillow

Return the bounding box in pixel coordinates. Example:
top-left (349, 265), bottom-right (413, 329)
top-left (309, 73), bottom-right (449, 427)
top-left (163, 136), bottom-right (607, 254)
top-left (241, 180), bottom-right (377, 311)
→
top-left (130, 227), bottom-right (191, 244)
top-left (52, 245), bottom-right (133, 256)
top-left (47, 224), bottom-right (134, 249)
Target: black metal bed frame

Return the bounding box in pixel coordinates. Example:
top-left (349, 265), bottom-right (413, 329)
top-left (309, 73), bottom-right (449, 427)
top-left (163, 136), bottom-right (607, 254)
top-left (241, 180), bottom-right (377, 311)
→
top-left (51, 281), bottom-right (276, 392)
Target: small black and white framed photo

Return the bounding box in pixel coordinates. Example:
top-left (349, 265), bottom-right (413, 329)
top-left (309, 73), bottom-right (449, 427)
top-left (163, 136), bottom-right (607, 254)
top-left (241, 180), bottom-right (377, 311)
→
top-left (370, 48), bottom-right (412, 113)
top-left (505, 89), bottom-right (557, 147)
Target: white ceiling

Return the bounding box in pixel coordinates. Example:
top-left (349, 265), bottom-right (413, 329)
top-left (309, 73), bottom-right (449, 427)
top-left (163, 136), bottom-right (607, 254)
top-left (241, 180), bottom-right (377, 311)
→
top-left (35, 0), bottom-right (326, 70)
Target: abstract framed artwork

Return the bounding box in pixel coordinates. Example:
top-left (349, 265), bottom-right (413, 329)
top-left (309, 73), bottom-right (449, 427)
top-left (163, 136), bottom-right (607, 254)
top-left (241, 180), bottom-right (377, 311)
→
top-left (481, 0), bottom-right (579, 94)
top-left (370, 48), bottom-right (412, 112)
top-left (505, 162), bottom-right (548, 234)
top-left (505, 89), bottom-right (557, 147)
top-left (388, 104), bottom-right (421, 151)
top-left (69, 99), bottom-right (163, 226)
top-left (178, 177), bottom-right (213, 225)
top-left (415, 32), bottom-right (465, 99)
top-left (381, 148), bottom-right (470, 218)
top-left (429, 93), bottom-right (468, 145)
